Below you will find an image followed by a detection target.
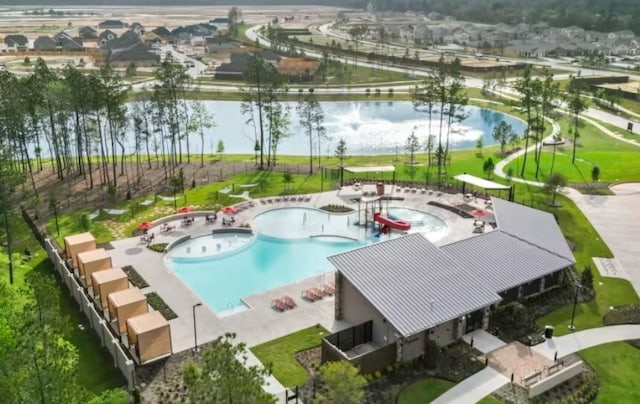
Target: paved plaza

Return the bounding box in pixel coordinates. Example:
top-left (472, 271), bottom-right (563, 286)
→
top-left (487, 342), bottom-right (553, 387)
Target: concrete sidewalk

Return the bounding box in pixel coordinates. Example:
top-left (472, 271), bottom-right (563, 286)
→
top-left (532, 324), bottom-right (640, 360)
top-left (431, 368), bottom-right (509, 404)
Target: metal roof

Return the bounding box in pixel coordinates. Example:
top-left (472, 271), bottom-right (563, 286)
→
top-left (441, 231), bottom-right (573, 293)
top-left (491, 197), bottom-right (575, 262)
top-left (453, 174), bottom-right (511, 190)
top-left (328, 233), bottom-right (501, 337)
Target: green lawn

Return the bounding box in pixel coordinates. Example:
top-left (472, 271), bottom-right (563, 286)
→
top-left (397, 377), bottom-right (501, 403)
top-left (580, 342), bottom-right (640, 404)
top-left (251, 324), bottom-right (328, 387)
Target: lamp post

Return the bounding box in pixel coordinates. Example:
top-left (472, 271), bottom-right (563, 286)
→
top-left (568, 283), bottom-right (583, 330)
top-left (192, 302), bottom-right (202, 355)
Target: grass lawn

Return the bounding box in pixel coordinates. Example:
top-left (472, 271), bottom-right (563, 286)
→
top-left (2, 218), bottom-right (125, 396)
top-left (580, 342), bottom-right (640, 404)
top-left (251, 324), bottom-right (328, 387)
top-left (397, 377), bottom-right (501, 403)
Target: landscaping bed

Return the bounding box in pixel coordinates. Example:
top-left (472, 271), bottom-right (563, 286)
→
top-left (122, 265), bottom-right (149, 289)
top-left (603, 304), bottom-right (640, 349)
top-left (145, 292), bottom-right (178, 320)
top-left (319, 204), bottom-right (353, 213)
top-left (147, 243), bottom-right (168, 253)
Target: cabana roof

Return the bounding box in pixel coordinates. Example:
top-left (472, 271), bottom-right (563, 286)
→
top-left (109, 287), bottom-right (146, 307)
top-left (127, 311), bottom-right (168, 334)
top-left (77, 248), bottom-right (109, 263)
top-left (453, 174), bottom-right (511, 190)
top-left (64, 232), bottom-right (95, 246)
top-left (92, 267), bottom-right (126, 284)
top-left (344, 166), bottom-right (396, 174)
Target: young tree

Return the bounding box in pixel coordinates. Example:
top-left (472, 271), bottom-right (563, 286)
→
top-left (406, 131), bottom-right (420, 165)
top-left (188, 100), bottom-right (215, 167)
top-left (565, 75), bottom-right (589, 164)
top-left (475, 136), bottom-right (484, 157)
top-left (125, 62), bottom-right (137, 77)
top-left (228, 7), bottom-right (243, 36)
top-left (483, 157), bottom-right (495, 179)
top-left (347, 24), bottom-right (367, 68)
top-left (591, 165), bottom-right (601, 182)
top-left (297, 91), bottom-right (322, 174)
top-left (182, 333), bottom-right (275, 404)
top-left (544, 172), bottom-right (567, 206)
top-left (514, 65), bottom-right (536, 177)
top-left (316, 361), bottom-right (366, 404)
top-left (217, 140), bottom-right (225, 159)
top-left (533, 69), bottom-right (559, 178)
top-left (492, 121), bottom-right (514, 155)
top-left (334, 138), bottom-right (348, 166)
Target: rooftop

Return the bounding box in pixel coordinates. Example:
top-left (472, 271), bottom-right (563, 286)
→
top-left (77, 248), bottom-right (109, 263)
top-left (328, 233), bottom-right (501, 337)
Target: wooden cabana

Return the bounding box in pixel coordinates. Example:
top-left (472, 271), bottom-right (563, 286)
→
top-left (92, 268), bottom-right (129, 310)
top-left (126, 311), bottom-right (172, 364)
top-left (64, 232), bottom-right (96, 269)
top-left (108, 287), bottom-right (148, 334)
top-left (77, 249), bottom-right (112, 287)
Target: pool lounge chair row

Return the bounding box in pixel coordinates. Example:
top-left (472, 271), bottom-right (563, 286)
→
top-left (233, 201), bottom-right (256, 212)
top-left (271, 295), bottom-right (297, 312)
top-left (301, 283), bottom-right (335, 302)
top-left (259, 195), bottom-right (311, 204)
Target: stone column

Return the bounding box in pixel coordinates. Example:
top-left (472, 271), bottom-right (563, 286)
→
top-left (335, 272), bottom-right (343, 320)
top-left (482, 307), bottom-right (490, 329)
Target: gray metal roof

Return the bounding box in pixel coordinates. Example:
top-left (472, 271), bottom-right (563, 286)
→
top-left (441, 231), bottom-right (573, 293)
top-left (328, 233), bottom-right (501, 337)
top-left (491, 197), bottom-right (575, 263)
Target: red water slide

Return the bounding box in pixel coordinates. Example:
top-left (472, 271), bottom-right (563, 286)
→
top-left (373, 212), bottom-right (411, 231)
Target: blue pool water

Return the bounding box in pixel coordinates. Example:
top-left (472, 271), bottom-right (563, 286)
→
top-left (167, 207), bottom-right (447, 314)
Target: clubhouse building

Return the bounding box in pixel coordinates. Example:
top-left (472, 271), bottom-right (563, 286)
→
top-left (322, 198), bottom-right (575, 373)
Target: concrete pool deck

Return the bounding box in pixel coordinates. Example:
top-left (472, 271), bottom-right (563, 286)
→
top-left (107, 186), bottom-right (490, 355)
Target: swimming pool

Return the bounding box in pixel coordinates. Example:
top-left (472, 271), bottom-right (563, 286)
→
top-left (167, 207), bottom-right (447, 314)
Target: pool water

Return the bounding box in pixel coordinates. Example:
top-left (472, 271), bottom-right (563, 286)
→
top-left (167, 207), bottom-right (447, 314)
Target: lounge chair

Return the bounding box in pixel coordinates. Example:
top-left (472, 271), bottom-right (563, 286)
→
top-left (282, 295), bottom-right (297, 309)
top-left (271, 298), bottom-right (287, 312)
top-left (260, 199), bottom-right (266, 205)
top-left (301, 288), bottom-right (322, 302)
top-left (283, 195), bottom-right (289, 202)
top-left (304, 195), bottom-right (311, 202)
top-left (321, 283), bottom-right (335, 296)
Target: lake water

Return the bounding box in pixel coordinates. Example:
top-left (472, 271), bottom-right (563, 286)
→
top-left (135, 101), bottom-right (526, 156)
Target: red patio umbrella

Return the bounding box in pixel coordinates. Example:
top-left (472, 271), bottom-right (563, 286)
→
top-left (471, 209), bottom-right (488, 217)
top-left (177, 206), bottom-right (194, 214)
top-left (137, 222), bottom-right (154, 230)
top-left (220, 206), bottom-right (237, 215)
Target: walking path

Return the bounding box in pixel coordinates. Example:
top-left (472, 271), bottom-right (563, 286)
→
top-left (533, 324), bottom-right (640, 360)
top-left (439, 325), bottom-right (640, 403)
top-left (431, 368), bottom-right (509, 404)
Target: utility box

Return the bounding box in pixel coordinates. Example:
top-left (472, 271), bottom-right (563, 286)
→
top-left (77, 249), bottom-right (112, 287)
top-left (64, 232), bottom-right (96, 269)
top-left (127, 311), bottom-right (172, 363)
top-left (108, 288), bottom-right (148, 334)
top-left (544, 325), bottom-right (554, 339)
top-left (92, 268), bottom-right (129, 310)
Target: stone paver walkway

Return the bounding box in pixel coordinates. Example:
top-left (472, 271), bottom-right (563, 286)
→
top-left (431, 367), bottom-right (509, 404)
top-left (488, 342), bottom-right (553, 387)
top-left (532, 324), bottom-right (640, 360)
top-left (462, 329), bottom-right (507, 354)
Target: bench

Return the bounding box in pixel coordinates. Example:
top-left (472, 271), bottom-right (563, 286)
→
top-left (546, 361), bottom-right (564, 375)
top-left (522, 371), bottom-right (542, 386)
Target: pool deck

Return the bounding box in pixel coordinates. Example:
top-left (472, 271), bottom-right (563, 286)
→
top-left (107, 186), bottom-right (489, 369)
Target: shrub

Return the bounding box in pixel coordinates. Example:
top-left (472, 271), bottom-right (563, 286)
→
top-left (79, 213), bottom-right (91, 231)
top-left (375, 88), bottom-right (381, 97)
top-left (374, 371), bottom-right (381, 379)
top-left (122, 265), bottom-right (149, 288)
top-left (146, 292), bottom-right (178, 320)
top-left (591, 165), bottom-right (600, 182)
top-left (388, 88), bottom-right (394, 97)
top-left (581, 265), bottom-right (594, 290)
top-left (385, 365), bottom-right (394, 374)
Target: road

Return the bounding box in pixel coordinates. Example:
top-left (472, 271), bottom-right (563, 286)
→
top-left (158, 44), bottom-right (207, 78)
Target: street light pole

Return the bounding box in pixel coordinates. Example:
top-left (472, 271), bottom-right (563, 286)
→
top-left (192, 302), bottom-right (202, 355)
top-left (568, 284), bottom-right (582, 330)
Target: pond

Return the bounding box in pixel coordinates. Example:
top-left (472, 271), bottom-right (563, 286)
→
top-left (132, 101), bottom-right (526, 156)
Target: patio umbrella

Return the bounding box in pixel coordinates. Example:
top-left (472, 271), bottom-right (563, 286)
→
top-left (220, 206), bottom-right (237, 215)
top-left (471, 209), bottom-right (488, 217)
top-left (177, 206), bottom-right (194, 214)
top-left (137, 222), bottom-right (154, 230)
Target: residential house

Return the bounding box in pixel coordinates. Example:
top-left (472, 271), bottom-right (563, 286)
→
top-left (322, 197), bottom-right (574, 373)
top-left (610, 30), bottom-right (636, 40)
top-left (98, 20), bottom-right (126, 29)
top-left (109, 43), bottom-right (159, 67)
top-left (34, 36), bottom-right (57, 51)
top-left (78, 26), bottom-right (98, 40)
top-left (561, 26), bottom-right (585, 38)
top-left (130, 23), bottom-right (144, 35)
top-left (53, 32), bottom-right (83, 51)
top-left (204, 36), bottom-right (240, 53)
top-left (142, 32), bottom-right (163, 46)
top-left (4, 34), bottom-right (29, 51)
top-left (190, 36), bottom-right (206, 47)
top-left (209, 17), bottom-right (229, 31)
top-left (451, 27), bottom-right (471, 45)
top-left (276, 57), bottom-right (320, 82)
top-left (99, 30), bottom-right (118, 46)
top-left (106, 30), bottom-right (140, 53)
top-left (215, 50), bottom-right (282, 80)
top-left (152, 26), bottom-right (172, 40)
